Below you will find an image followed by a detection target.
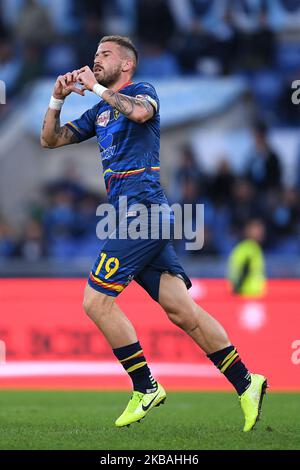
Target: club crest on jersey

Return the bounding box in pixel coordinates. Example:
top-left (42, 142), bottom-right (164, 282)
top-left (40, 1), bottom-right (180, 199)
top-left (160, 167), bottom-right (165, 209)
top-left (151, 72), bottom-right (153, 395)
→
top-left (96, 110), bottom-right (110, 127)
top-left (113, 108), bottom-right (120, 120)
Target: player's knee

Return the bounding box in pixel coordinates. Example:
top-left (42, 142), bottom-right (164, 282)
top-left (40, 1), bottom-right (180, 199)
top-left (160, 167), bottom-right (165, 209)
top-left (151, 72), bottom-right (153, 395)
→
top-left (163, 301), bottom-right (198, 330)
top-left (164, 306), bottom-right (195, 330)
top-left (83, 295), bottom-right (96, 318)
top-left (83, 292), bottom-right (110, 320)
top-left (160, 297), bottom-right (180, 316)
top-left (161, 296), bottom-right (190, 317)
top-left (166, 310), bottom-right (186, 329)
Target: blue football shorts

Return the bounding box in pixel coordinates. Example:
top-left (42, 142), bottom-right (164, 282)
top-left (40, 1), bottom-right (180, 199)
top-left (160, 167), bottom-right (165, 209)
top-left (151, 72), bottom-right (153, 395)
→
top-left (88, 209), bottom-right (192, 301)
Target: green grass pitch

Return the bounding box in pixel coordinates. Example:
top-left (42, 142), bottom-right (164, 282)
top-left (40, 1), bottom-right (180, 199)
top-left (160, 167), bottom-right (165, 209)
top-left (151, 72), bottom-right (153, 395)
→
top-left (0, 390), bottom-right (299, 450)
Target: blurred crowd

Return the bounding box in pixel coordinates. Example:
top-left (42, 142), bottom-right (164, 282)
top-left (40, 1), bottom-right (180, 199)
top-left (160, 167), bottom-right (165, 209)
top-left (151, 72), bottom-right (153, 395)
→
top-left (1, 122), bottom-right (300, 260)
top-left (172, 123), bottom-right (300, 257)
top-left (1, 0), bottom-right (300, 122)
top-left (0, 166), bottom-right (107, 260)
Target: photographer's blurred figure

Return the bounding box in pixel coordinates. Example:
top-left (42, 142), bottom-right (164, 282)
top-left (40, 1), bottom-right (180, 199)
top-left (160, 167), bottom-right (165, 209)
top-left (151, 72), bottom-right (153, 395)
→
top-left (228, 219), bottom-right (266, 297)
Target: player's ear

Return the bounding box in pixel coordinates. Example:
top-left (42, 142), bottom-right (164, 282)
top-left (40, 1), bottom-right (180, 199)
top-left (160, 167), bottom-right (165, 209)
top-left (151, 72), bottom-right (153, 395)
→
top-left (122, 58), bottom-right (133, 73)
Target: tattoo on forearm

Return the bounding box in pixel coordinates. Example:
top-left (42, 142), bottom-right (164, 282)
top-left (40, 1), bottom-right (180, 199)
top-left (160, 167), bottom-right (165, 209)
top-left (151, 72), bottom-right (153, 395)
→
top-left (189, 325), bottom-right (200, 334)
top-left (54, 112), bottom-right (61, 136)
top-left (42, 109), bottom-right (78, 146)
top-left (105, 91), bottom-right (154, 118)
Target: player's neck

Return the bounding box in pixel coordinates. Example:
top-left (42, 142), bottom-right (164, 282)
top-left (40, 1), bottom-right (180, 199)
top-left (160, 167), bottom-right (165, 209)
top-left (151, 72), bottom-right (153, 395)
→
top-left (108, 75), bottom-right (133, 93)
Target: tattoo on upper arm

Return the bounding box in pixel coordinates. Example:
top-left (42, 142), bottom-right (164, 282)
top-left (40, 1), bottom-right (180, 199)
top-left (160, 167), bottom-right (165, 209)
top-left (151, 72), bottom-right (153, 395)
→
top-left (136, 99), bottom-right (154, 114)
top-left (59, 126), bottom-right (79, 144)
top-left (105, 91), bottom-right (154, 119)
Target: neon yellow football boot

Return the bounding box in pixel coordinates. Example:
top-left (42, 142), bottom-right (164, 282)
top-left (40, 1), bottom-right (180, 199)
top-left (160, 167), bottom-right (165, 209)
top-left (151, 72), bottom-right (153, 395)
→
top-left (240, 373), bottom-right (268, 432)
top-left (115, 383), bottom-right (166, 427)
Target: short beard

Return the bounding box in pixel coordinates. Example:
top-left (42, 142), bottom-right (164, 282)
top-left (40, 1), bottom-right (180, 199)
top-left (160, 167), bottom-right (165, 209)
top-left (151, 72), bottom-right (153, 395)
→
top-left (98, 66), bottom-right (122, 87)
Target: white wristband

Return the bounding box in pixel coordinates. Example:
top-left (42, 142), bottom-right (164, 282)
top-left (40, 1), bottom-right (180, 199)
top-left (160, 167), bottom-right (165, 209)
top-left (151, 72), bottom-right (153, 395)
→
top-left (93, 83), bottom-right (108, 98)
top-left (49, 96), bottom-right (65, 110)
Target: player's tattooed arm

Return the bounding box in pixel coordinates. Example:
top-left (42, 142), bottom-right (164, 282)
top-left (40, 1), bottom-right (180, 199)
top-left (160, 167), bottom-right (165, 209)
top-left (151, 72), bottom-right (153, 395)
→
top-left (76, 66), bottom-right (156, 123)
top-left (41, 71), bottom-right (84, 148)
top-left (102, 91), bottom-right (155, 123)
top-left (40, 109), bottom-right (79, 148)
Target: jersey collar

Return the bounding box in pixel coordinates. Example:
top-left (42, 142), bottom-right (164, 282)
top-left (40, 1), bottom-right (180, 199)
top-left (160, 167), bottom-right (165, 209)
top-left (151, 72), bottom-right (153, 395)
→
top-left (117, 80), bottom-right (133, 92)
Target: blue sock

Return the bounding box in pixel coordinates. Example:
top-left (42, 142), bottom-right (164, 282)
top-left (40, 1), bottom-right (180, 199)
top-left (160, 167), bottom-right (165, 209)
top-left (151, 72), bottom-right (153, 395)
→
top-left (113, 341), bottom-right (157, 394)
top-left (207, 345), bottom-right (251, 395)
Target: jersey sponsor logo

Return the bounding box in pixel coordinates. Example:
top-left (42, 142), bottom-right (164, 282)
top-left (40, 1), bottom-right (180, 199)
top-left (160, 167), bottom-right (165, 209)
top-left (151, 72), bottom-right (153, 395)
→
top-left (96, 110), bottom-right (110, 127)
top-left (99, 133), bottom-right (116, 161)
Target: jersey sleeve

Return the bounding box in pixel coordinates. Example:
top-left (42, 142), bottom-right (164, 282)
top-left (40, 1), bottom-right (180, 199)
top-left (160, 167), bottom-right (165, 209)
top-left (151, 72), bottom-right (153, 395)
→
top-left (65, 104), bottom-right (99, 142)
top-left (132, 82), bottom-right (160, 114)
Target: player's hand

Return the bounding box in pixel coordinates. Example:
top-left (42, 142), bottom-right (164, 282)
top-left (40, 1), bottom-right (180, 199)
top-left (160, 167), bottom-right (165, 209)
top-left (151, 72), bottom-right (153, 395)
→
top-left (53, 71), bottom-right (86, 100)
top-left (76, 66), bottom-right (98, 92)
